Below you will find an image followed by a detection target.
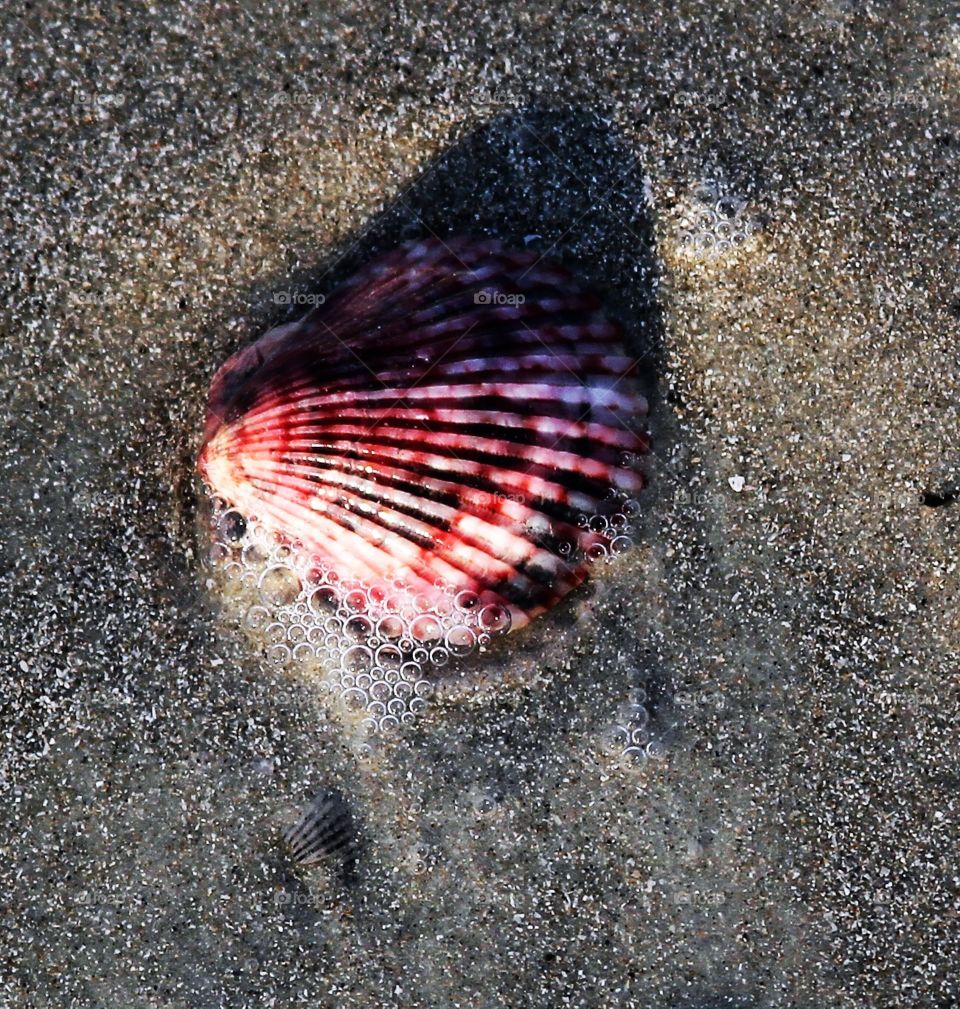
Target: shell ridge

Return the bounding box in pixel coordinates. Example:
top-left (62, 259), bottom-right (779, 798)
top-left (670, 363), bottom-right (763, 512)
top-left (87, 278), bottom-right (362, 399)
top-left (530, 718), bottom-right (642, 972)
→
top-left (253, 450), bottom-right (605, 541)
top-left (253, 439), bottom-right (626, 506)
top-left (243, 421), bottom-right (642, 483)
top-left (234, 350), bottom-right (642, 415)
top-left (258, 459), bottom-right (585, 590)
top-left (244, 463), bottom-right (569, 600)
top-left (245, 465), bottom-right (496, 593)
top-left (237, 477), bottom-right (440, 592)
top-left (238, 406), bottom-right (646, 452)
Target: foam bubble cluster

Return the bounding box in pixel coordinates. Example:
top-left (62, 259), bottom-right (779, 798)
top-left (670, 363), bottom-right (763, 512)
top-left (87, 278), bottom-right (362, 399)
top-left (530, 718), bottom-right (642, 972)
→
top-left (202, 492), bottom-right (643, 730)
top-left (598, 668), bottom-right (667, 769)
top-left (674, 178), bottom-right (759, 259)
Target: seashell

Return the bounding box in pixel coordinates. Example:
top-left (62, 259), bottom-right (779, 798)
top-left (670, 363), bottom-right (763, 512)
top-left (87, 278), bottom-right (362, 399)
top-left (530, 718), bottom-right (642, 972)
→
top-left (198, 237), bottom-right (649, 630)
top-left (283, 789), bottom-right (357, 867)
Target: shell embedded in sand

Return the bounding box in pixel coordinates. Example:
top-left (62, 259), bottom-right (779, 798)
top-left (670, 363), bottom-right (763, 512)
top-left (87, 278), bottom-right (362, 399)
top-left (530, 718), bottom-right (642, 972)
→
top-left (198, 237), bottom-right (649, 637)
top-left (283, 790), bottom-right (357, 868)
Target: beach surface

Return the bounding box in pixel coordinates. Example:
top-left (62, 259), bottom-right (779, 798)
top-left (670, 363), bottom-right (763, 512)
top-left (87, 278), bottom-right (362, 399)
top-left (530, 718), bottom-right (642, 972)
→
top-left (1, 2), bottom-right (958, 1007)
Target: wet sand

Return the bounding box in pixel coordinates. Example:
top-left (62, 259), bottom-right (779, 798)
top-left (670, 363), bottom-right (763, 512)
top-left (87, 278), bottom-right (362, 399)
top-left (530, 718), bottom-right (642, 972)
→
top-left (1, 2), bottom-right (958, 1007)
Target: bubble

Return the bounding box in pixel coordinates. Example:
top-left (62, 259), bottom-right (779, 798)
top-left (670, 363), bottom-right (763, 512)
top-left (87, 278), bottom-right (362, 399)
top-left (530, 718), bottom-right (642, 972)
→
top-left (716, 196), bottom-right (743, 218)
top-left (370, 680), bottom-right (391, 702)
top-left (342, 644), bottom-right (373, 674)
top-left (472, 791), bottom-right (497, 815)
top-left (243, 605), bottom-right (271, 631)
top-left (445, 626), bottom-right (477, 657)
top-left (455, 590), bottom-right (480, 612)
top-left (345, 615), bottom-right (373, 640)
top-left (266, 643), bottom-right (291, 666)
top-left (586, 542), bottom-right (609, 562)
top-left (410, 614), bottom-right (442, 641)
top-left (434, 596), bottom-right (454, 618)
top-left (631, 726), bottom-right (650, 746)
top-left (342, 688), bottom-right (366, 712)
top-left (479, 604), bottom-right (512, 634)
top-left (208, 543), bottom-right (231, 566)
top-left (292, 643), bottom-right (315, 664)
top-left (259, 565), bottom-right (301, 607)
top-left (377, 615), bottom-right (404, 639)
top-left (310, 585), bottom-right (339, 613)
top-left (225, 560), bottom-right (248, 581)
top-left (400, 662), bottom-right (422, 681)
top-left (376, 643), bottom-right (403, 669)
top-left (601, 723), bottom-right (632, 753)
top-left (394, 680), bottom-right (413, 700)
top-left (620, 745), bottom-right (646, 768)
top-left (286, 624), bottom-right (306, 645)
top-left (242, 542), bottom-right (270, 567)
top-left (264, 622), bottom-right (287, 644)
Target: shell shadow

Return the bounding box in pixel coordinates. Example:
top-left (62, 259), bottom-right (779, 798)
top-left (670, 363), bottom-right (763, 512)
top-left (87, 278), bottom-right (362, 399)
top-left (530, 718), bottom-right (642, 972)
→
top-left (260, 103), bottom-right (663, 403)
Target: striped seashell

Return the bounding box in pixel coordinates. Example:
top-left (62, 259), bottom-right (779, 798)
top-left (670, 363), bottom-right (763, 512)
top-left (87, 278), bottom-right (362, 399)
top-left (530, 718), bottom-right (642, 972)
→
top-left (198, 237), bottom-right (649, 630)
top-left (283, 789), bottom-right (357, 867)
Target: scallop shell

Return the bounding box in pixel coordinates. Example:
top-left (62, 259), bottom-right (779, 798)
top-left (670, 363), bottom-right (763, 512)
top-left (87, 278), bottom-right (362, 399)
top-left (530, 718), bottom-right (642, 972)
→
top-left (198, 237), bottom-right (649, 630)
top-left (283, 790), bottom-right (357, 867)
